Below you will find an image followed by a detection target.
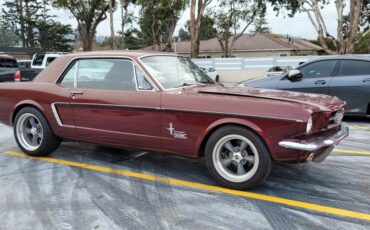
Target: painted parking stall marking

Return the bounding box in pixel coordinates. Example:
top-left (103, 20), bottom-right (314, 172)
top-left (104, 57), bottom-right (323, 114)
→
top-left (334, 148), bottom-right (370, 155)
top-left (2, 150), bottom-right (370, 222)
top-left (348, 125), bottom-right (370, 131)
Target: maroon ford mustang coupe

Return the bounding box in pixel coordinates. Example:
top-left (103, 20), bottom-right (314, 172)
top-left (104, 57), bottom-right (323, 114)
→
top-left (0, 51), bottom-right (349, 190)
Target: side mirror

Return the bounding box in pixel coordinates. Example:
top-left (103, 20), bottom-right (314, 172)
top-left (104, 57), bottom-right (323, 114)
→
top-left (287, 69), bottom-right (302, 81)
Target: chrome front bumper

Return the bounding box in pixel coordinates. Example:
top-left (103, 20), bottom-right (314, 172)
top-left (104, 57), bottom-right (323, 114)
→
top-left (279, 124), bottom-right (349, 152)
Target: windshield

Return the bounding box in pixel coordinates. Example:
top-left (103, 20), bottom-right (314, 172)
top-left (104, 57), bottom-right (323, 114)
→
top-left (140, 55), bottom-right (215, 89)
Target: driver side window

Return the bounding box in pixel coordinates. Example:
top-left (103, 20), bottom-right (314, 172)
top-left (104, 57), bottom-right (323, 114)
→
top-left (299, 60), bottom-right (336, 79)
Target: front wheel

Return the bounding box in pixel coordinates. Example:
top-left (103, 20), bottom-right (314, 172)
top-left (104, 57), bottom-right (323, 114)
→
top-left (205, 126), bottom-right (272, 190)
top-left (14, 107), bottom-right (60, 156)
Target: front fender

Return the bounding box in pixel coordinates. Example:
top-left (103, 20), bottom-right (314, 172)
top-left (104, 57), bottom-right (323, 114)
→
top-left (195, 117), bottom-right (274, 158)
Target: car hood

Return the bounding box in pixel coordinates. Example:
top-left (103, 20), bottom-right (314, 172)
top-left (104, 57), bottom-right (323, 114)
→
top-left (194, 85), bottom-right (344, 112)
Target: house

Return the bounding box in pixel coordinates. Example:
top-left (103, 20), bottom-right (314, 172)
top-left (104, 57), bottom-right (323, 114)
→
top-left (142, 33), bottom-right (323, 58)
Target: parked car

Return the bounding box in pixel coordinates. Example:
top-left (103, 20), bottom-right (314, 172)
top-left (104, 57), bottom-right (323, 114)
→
top-left (17, 59), bottom-right (32, 69)
top-left (266, 66), bottom-right (292, 76)
top-left (237, 57), bottom-right (370, 116)
top-left (31, 53), bottom-right (64, 69)
top-left (0, 53), bottom-right (19, 82)
top-left (0, 51), bottom-right (348, 190)
top-left (201, 67), bottom-right (220, 82)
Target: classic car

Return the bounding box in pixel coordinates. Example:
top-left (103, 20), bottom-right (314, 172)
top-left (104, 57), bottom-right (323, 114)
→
top-left (236, 57), bottom-right (370, 116)
top-left (0, 51), bottom-right (349, 190)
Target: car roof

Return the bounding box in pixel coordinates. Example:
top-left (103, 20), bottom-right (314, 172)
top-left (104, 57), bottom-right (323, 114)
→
top-left (62, 50), bottom-right (178, 59)
top-left (309, 55), bottom-right (370, 62)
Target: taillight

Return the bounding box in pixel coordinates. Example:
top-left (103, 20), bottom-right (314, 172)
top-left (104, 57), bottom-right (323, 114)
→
top-left (14, 70), bottom-right (21, 82)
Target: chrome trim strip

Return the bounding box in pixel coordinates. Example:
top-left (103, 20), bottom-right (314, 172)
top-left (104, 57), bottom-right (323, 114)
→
top-left (51, 103), bottom-right (64, 127)
top-left (68, 102), bottom-right (160, 111)
top-left (279, 124), bottom-right (349, 151)
top-left (52, 102), bottom-right (302, 123)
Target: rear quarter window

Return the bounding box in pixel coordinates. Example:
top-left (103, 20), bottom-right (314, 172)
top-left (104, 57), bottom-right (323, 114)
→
top-left (339, 60), bottom-right (370, 76)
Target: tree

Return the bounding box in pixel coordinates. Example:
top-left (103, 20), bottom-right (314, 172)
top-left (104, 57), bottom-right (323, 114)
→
top-left (210, 0), bottom-right (264, 57)
top-left (252, 12), bottom-right (271, 34)
top-left (119, 0), bottom-right (136, 49)
top-left (2, 0), bottom-right (42, 48)
top-left (268, 0), bottom-right (370, 54)
top-left (189, 0), bottom-right (212, 58)
top-left (354, 32), bottom-right (370, 53)
top-left (178, 28), bottom-right (191, 41)
top-left (53, 0), bottom-right (116, 51)
top-left (138, 0), bottom-right (188, 51)
top-left (102, 29), bottom-right (146, 49)
top-left (37, 20), bottom-right (74, 52)
top-left (109, 0), bottom-right (115, 49)
top-left (0, 18), bottom-right (20, 46)
top-left (186, 16), bottom-right (217, 40)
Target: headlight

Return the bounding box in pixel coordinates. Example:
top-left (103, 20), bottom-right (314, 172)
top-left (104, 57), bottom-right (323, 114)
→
top-left (306, 116), bottom-right (313, 134)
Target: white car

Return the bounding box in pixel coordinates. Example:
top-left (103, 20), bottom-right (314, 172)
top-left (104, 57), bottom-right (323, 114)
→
top-left (266, 66), bottom-right (292, 76)
top-left (201, 67), bottom-right (220, 82)
top-left (31, 53), bottom-right (66, 69)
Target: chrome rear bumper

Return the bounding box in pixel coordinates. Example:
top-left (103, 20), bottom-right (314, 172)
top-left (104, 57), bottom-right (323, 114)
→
top-left (279, 124), bottom-right (349, 152)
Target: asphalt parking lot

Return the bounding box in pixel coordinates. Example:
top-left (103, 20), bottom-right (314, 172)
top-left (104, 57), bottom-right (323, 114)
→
top-left (0, 118), bottom-right (369, 230)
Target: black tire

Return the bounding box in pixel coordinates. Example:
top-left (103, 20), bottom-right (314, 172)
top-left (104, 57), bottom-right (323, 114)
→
top-left (205, 125), bottom-right (272, 190)
top-left (14, 107), bottom-right (60, 156)
top-left (215, 75), bottom-right (220, 82)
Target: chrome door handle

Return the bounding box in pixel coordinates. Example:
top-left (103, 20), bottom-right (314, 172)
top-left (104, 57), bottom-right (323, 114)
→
top-left (362, 78), bottom-right (370, 83)
top-left (70, 90), bottom-right (84, 96)
top-left (314, 80), bottom-right (326, 85)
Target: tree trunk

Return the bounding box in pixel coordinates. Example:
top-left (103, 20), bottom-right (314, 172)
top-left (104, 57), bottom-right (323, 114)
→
top-left (24, 0), bottom-right (35, 48)
top-left (121, 2), bottom-right (125, 49)
top-left (345, 0), bottom-right (363, 54)
top-left (190, 0), bottom-right (197, 57)
top-left (109, 0), bottom-right (115, 49)
top-left (164, 16), bottom-right (176, 52)
top-left (18, 0), bottom-right (26, 47)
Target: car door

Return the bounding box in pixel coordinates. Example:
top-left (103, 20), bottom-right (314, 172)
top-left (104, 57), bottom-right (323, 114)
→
top-left (277, 60), bottom-right (337, 94)
top-left (59, 58), bottom-right (162, 149)
top-left (329, 60), bottom-right (370, 115)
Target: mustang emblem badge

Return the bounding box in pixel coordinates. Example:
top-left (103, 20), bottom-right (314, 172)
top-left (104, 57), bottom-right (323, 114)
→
top-left (167, 123), bottom-right (187, 139)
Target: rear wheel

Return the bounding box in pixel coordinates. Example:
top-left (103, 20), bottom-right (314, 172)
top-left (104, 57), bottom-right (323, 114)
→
top-left (205, 126), bottom-right (272, 190)
top-left (14, 107), bottom-right (60, 156)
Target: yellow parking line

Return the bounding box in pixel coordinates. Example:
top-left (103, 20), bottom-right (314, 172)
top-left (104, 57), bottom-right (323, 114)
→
top-left (334, 149), bottom-right (370, 155)
top-left (348, 125), bottom-right (370, 130)
top-left (2, 150), bottom-right (370, 222)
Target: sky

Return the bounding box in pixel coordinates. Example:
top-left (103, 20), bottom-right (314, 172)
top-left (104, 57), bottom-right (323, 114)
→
top-left (0, 1), bottom-right (340, 40)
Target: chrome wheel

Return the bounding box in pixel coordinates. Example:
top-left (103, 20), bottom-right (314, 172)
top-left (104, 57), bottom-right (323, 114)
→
top-left (212, 134), bottom-right (260, 183)
top-left (16, 113), bottom-right (43, 151)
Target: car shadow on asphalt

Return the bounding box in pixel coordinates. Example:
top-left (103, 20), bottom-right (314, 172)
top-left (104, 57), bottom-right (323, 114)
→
top-left (51, 142), bottom-right (339, 195)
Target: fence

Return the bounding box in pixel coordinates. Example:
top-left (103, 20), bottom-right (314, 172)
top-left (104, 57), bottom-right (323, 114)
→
top-left (192, 55), bottom-right (370, 71)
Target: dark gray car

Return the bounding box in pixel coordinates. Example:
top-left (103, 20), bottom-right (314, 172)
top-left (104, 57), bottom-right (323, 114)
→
top-left (0, 54), bottom-right (18, 82)
top-left (237, 57), bottom-right (370, 116)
